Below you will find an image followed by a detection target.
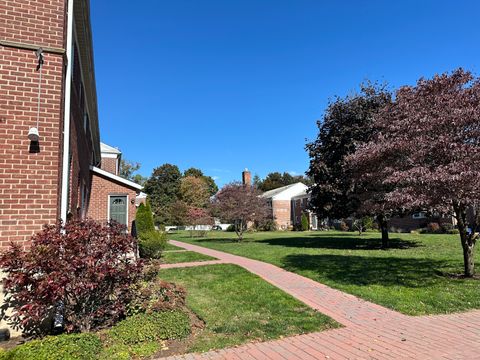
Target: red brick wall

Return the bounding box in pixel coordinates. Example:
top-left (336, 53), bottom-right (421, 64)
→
top-left (101, 157), bottom-right (118, 175)
top-left (0, 0), bottom-right (65, 49)
top-left (272, 200), bottom-right (292, 230)
top-left (0, 46), bottom-right (64, 249)
top-left (0, 0), bottom-right (96, 249)
top-left (88, 173), bottom-right (137, 231)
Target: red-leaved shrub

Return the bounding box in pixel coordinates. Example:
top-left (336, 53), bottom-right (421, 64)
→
top-left (0, 220), bottom-right (143, 336)
top-left (427, 222), bottom-right (441, 234)
top-left (128, 279), bottom-right (187, 315)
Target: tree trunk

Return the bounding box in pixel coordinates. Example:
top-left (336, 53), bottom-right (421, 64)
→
top-left (463, 242), bottom-right (475, 277)
top-left (377, 214), bottom-right (389, 249)
top-left (454, 203), bottom-right (476, 277)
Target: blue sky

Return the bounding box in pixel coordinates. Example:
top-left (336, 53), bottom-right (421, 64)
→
top-left (91, 0), bottom-right (480, 186)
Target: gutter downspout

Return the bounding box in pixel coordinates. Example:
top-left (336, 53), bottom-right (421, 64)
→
top-left (60, 0), bottom-right (74, 223)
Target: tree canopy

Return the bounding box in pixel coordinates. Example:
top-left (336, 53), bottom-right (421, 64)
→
top-left (256, 172), bottom-right (311, 192)
top-left (349, 69), bottom-right (480, 276)
top-left (213, 183), bottom-right (270, 241)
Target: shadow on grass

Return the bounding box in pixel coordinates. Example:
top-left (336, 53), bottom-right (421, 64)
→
top-left (282, 254), bottom-right (446, 288)
top-left (258, 235), bottom-right (421, 250)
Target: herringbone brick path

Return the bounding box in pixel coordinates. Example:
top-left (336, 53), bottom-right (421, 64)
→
top-left (159, 240), bottom-right (480, 359)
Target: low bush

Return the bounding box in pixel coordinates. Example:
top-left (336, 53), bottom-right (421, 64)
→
top-left (0, 333), bottom-right (102, 360)
top-left (226, 224), bottom-right (236, 232)
top-left (301, 213), bottom-right (309, 231)
top-left (256, 219), bottom-right (278, 231)
top-left (427, 222), bottom-right (441, 233)
top-left (128, 280), bottom-right (186, 315)
top-left (338, 221), bottom-right (349, 232)
top-left (446, 229), bottom-right (460, 234)
top-left (0, 220), bottom-right (142, 336)
top-left (107, 311), bottom-right (190, 346)
top-left (139, 231), bottom-right (167, 259)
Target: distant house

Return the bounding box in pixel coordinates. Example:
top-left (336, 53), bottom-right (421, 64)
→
top-left (259, 182), bottom-right (308, 230)
top-left (87, 143), bottom-right (143, 231)
top-left (389, 212), bottom-right (456, 232)
top-left (291, 190), bottom-right (320, 230)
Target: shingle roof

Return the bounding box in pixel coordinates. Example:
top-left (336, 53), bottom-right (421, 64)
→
top-left (260, 183), bottom-right (302, 199)
top-left (100, 142), bottom-right (121, 155)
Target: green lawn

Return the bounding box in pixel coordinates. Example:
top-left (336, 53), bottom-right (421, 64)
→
top-left (169, 231), bottom-right (480, 315)
top-left (159, 264), bottom-right (338, 353)
top-left (164, 242), bottom-right (183, 251)
top-left (161, 250), bottom-right (216, 264)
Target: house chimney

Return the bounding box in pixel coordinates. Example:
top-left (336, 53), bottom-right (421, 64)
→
top-left (242, 168), bottom-right (251, 186)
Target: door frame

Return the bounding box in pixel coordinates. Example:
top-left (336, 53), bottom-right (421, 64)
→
top-left (107, 194), bottom-right (129, 226)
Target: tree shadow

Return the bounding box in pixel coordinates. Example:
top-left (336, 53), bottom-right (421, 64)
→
top-left (282, 254), bottom-right (447, 288)
top-left (258, 234), bottom-right (421, 250)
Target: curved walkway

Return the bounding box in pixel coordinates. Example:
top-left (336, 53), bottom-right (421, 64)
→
top-left (160, 240), bottom-right (480, 360)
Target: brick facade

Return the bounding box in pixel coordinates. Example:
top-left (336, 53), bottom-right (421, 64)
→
top-left (272, 200), bottom-right (292, 229)
top-left (0, 0), bottom-right (66, 249)
top-left (100, 157), bottom-right (118, 175)
top-left (88, 172), bottom-right (137, 231)
top-left (0, 0), bottom-right (100, 249)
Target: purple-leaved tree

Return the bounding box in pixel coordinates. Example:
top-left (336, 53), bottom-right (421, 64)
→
top-left (213, 183), bottom-right (270, 241)
top-left (349, 69), bottom-right (480, 277)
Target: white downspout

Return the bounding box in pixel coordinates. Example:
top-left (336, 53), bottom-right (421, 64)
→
top-left (60, 0), bottom-right (74, 223)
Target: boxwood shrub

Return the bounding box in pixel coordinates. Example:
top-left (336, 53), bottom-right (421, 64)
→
top-left (0, 333), bottom-right (102, 360)
top-left (107, 311), bottom-right (190, 345)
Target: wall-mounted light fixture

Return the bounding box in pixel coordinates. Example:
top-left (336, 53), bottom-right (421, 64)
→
top-left (28, 48), bottom-right (44, 142)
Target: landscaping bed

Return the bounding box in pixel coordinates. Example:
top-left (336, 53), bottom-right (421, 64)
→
top-left (169, 230), bottom-right (480, 315)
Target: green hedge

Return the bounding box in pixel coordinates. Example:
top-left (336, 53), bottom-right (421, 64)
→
top-left (136, 202), bottom-right (155, 236)
top-left (138, 230), bottom-right (167, 259)
top-left (107, 311), bottom-right (190, 345)
top-left (0, 333), bottom-right (102, 360)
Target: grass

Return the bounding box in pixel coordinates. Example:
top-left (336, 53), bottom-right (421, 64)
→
top-left (169, 230), bottom-right (480, 315)
top-left (159, 264), bottom-right (338, 353)
top-left (164, 242), bottom-right (183, 251)
top-left (161, 251), bottom-right (216, 264)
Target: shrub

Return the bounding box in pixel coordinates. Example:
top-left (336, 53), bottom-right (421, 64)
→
top-left (226, 224), bottom-right (236, 232)
top-left (441, 222), bottom-right (454, 232)
top-left (128, 280), bottom-right (186, 315)
top-left (446, 229), bottom-right (460, 234)
top-left (0, 220), bottom-right (143, 336)
top-left (338, 221), bottom-right (349, 232)
top-left (0, 333), bottom-right (102, 360)
top-left (107, 311), bottom-right (190, 345)
top-left (139, 231), bottom-right (167, 259)
top-left (135, 202), bottom-right (155, 237)
top-left (301, 213), bottom-right (309, 231)
top-left (256, 219), bottom-right (277, 231)
top-left (427, 222), bottom-right (441, 233)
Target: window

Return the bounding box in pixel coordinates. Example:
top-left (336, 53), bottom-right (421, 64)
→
top-left (412, 212), bottom-right (427, 219)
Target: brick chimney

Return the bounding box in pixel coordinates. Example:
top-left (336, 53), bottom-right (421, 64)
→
top-left (242, 168), bottom-right (251, 186)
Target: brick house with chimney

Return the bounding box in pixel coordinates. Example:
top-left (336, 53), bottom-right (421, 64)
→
top-left (88, 143), bottom-right (143, 231)
top-left (0, 0), bottom-right (103, 250)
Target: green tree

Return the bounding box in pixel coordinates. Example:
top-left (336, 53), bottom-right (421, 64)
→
top-left (183, 167), bottom-right (218, 196)
top-left (301, 213), bottom-right (309, 231)
top-left (144, 164), bottom-right (182, 225)
top-left (120, 159), bottom-right (141, 178)
top-left (135, 202), bottom-right (155, 236)
top-left (306, 83), bottom-right (392, 247)
top-left (257, 172), bottom-right (311, 192)
top-left (180, 176), bottom-right (210, 208)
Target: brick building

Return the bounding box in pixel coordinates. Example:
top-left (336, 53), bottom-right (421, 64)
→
top-left (291, 190), bottom-right (320, 230)
top-left (259, 182), bottom-right (308, 230)
top-left (87, 143), bottom-right (143, 231)
top-left (0, 0), bottom-right (104, 249)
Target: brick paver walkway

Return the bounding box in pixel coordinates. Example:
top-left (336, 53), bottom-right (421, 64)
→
top-left (160, 240), bottom-right (480, 360)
